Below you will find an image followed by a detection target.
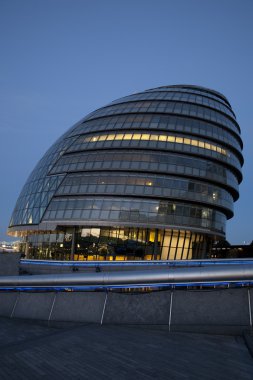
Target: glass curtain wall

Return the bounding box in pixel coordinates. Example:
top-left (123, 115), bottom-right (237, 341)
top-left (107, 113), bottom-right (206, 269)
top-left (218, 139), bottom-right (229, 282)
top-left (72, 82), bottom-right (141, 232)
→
top-left (20, 227), bottom-right (211, 261)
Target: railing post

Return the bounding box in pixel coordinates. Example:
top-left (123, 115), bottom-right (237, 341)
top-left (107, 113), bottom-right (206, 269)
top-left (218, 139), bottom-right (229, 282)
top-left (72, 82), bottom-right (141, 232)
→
top-left (248, 289), bottom-right (252, 330)
top-left (168, 290), bottom-right (173, 332)
top-left (101, 291), bottom-right (108, 325)
top-left (48, 293), bottom-right (57, 323)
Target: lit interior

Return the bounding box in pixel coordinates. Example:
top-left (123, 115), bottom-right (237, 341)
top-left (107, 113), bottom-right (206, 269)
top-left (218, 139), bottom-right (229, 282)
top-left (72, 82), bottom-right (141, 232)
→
top-left (83, 133), bottom-right (228, 156)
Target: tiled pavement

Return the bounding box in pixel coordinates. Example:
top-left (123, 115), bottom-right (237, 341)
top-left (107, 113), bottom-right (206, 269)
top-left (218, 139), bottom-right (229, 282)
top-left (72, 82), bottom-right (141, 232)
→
top-left (0, 318), bottom-right (252, 380)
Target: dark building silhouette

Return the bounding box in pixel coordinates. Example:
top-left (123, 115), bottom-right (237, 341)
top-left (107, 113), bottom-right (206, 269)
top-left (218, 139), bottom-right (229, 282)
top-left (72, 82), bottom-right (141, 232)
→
top-left (8, 85), bottom-right (243, 260)
top-left (211, 241), bottom-right (253, 259)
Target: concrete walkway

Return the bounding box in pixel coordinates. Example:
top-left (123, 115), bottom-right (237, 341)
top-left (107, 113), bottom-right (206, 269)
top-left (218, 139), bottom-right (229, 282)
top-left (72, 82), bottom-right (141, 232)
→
top-left (0, 318), bottom-right (252, 379)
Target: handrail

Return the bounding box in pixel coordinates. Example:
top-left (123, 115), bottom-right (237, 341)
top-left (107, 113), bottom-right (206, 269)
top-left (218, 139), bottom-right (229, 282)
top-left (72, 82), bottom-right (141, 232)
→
top-left (2, 264), bottom-right (253, 287)
top-left (1, 280), bottom-right (253, 292)
top-left (20, 258), bottom-right (253, 267)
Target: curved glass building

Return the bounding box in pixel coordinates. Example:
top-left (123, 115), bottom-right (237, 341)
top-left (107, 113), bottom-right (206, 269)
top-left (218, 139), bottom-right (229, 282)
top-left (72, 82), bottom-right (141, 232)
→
top-left (8, 85), bottom-right (243, 261)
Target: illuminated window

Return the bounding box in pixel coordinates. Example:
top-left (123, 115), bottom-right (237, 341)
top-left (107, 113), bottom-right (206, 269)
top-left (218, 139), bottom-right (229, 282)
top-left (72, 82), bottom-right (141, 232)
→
top-left (115, 134), bottom-right (124, 140)
top-left (191, 140), bottom-right (198, 146)
top-left (132, 134), bottom-right (142, 140)
top-left (98, 135), bottom-right (107, 141)
top-left (123, 134), bottom-right (133, 140)
top-left (84, 133), bottom-right (227, 156)
top-left (141, 134), bottom-right (151, 140)
top-left (212, 192), bottom-right (218, 200)
top-left (106, 134), bottom-right (116, 141)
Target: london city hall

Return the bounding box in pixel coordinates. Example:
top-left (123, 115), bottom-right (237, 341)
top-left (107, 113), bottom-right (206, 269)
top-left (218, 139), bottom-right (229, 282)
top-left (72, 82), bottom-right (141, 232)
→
top-left (8, 85), bottom-right (243, 261)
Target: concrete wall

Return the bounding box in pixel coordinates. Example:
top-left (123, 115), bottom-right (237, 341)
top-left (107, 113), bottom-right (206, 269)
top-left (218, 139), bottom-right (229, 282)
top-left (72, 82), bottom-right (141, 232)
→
top-left (13, 293), bottom-right (55, 320)
top-left (0, 253), bottom-right (21, 275)
top-left (0, 292), bottom-right (18, 317)
top-left (50, 292), bottom-right (106, 323)
top-left (104, 291), bottom-right (172, 324)
top-left (170, 288), bottom-right (251, 334)
top-left (0, 288), bottom-right (252, 334)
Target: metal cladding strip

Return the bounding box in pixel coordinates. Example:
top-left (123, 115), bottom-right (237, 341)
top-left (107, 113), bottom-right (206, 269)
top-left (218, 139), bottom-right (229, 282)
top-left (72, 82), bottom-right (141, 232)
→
top-left (0, 265), bottom-right (253, 286)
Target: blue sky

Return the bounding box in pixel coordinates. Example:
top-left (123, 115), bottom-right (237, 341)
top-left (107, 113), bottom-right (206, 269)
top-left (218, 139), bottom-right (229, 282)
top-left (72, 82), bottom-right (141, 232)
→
top-left (0, 0), bottom-right (252, 243)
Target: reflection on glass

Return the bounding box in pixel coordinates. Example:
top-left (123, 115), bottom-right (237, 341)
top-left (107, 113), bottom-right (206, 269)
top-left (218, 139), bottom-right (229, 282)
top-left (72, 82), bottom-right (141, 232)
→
top-left (20, 227), bottom-right (213, 262)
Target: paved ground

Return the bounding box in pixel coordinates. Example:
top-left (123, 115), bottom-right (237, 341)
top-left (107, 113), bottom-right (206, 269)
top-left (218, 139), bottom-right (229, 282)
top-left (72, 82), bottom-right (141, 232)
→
top-left (0, 318), bottom-right (252, 380)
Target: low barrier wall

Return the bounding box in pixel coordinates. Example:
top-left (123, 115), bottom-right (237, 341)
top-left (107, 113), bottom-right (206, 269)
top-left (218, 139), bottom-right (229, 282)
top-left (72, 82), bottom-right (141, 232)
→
top-left (0, 253), bottom-right (21, 275)
top-left (0, 287), bottom-right (252, 334)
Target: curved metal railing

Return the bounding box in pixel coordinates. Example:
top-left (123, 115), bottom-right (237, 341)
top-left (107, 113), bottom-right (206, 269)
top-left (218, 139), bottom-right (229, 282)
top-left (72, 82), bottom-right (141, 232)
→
top-left (0, 263), bottom-right (252, 291)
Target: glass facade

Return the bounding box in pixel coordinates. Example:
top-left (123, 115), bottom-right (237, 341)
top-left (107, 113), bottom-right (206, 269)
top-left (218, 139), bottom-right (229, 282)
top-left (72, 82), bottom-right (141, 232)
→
top-left (55, 172), bottom-right (234, 212)
top-left (20, 227), bottom-right (209, 261)
top-left (8, 85), bottom-right (243, 261)
top-left (108, 91), bottom-right (236, 119)
top-left (85, 100), bottom-right (240, 134)
top-left (69, 114), bottom-right (242, 151)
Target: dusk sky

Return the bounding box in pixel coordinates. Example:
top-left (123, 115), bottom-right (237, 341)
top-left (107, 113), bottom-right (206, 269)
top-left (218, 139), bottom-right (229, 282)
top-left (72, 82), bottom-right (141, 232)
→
top-left (0, 0), bottom-right (252, 244)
